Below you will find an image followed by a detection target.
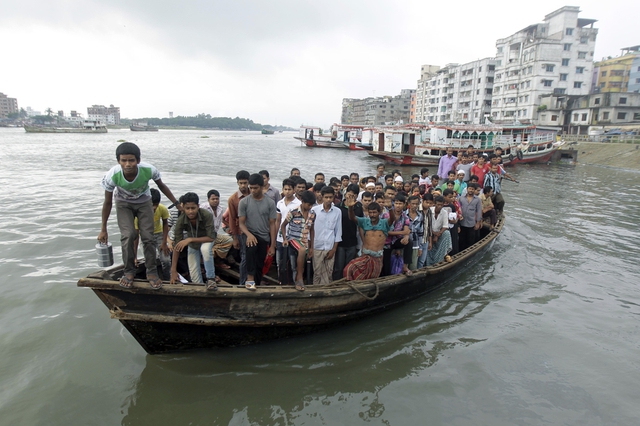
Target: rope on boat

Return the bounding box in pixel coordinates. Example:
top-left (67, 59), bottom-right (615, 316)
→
top-left (347, 281), bottom-right (380, 301)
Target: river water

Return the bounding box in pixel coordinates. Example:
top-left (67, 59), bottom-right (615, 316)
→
top-left (0, 128), bottom-right (639, 425)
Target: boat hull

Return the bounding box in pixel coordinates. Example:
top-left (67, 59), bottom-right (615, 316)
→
top-left (294, 137), bottom-right (348, 149)
top-left (24, 126), bottom-right (107, 133)
top-left (368, 150), bottom-right (437, 167)
top-left (130, 126), bottom-right (158, 131)
top-left (79, 220), bottom-right (503, 353)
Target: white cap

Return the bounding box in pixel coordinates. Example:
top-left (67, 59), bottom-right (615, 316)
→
top-left (365, 182), bottom-right (375, 188)
top-left (394, 176), bottom-right (403, 182)
top-left (457, 170), bottom-right (466, 176)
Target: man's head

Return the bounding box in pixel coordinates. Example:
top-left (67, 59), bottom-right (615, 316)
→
top-left (384, 186), bottom-right (397, 200)
top-left (361, 191), bottom-right (373, 210)
top-left (290, 167), bottom-right (300, 177)
top-left (313, 182), bottom-right (326, 202)
top-left (300, 190), bottom-right (316, 210)
top-left (236, 170), bottom-right (251, 193)
top-left (294, 177), bottom-right (307, 198)
top-left (477, 155), bottom-right (485, 165)
top-left (446, 147), bottom-right (453, 156)
top-left (367, 202), bottom-right (382, 221)
top-left (349, 172), bottom-right (360, 185)
top-left (375, 182), bottom-right (384, 192)
top-left (443, 188), bottom-right (455, 203)
top-left (207, 189), bottom-right (220, 209)
top-left (469, 174), bottom-right (479, 184)
top-left (457, 170), bottom-right (465, 181)
top-left (468, 182), bottom-right (480, 195)
top-left (385, 174), bottom-right (394, 187)
top-left (447, 171), bottom-right (456, 181)
top-left (341, 175), bottom-right (350, 187)
top-left (150, 188), bottom-right (161, 211)
top-left (408, 195), bottom-right (420, 212)
top-left (394, 175), bottom-right (404, 191)
top-left (434, 195), bottom-right (445, 211)
top-left (422, 192), bottom-right (434, 209)
top-left (248, 173), bottom-right (265, 198)
top-left (376, 163), bottom-right (385, 175)
top-left (393, 194), bottom-right (407, 212)
top-left (420, 167), bottom-right (429, 177)
top-left (181, 192), bottom-right (200, 220)
top-left (116, 142), bottom-right (141, 174)
top-left (315, 172), bottom-right (325, 184)
top-left (431, 175), bottom-right (440, 186)
top-left (259, 170), bottom-right (270, 185)
top-left (321, 186), bottom-right (335, 207)
top-left (483, 185), bottom-right (493, 197)
top-left (282, 178), bottom-right (295, 199)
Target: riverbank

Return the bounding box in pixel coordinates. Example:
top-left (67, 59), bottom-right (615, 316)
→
top-left (568, 142), bottom-right (640, 171)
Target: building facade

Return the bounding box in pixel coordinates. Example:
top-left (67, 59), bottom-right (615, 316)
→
top-left (0, 92), bottom-right (19, 119)
top-left (630, 56), bottom-right (640, 93)
top-left (414, 58), bottom-right (496, 125)
top-left (592, 46), bottom-right (640, 93)
top-left (87, 104), bottom-right (120, 125)
top-left (341, 90), bottom-right (414, 126)
top-left (491, 6), bottom-right (598, 124)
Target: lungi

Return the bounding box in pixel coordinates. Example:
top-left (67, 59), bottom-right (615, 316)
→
top-left (344, 254), bottom-right (383, 281)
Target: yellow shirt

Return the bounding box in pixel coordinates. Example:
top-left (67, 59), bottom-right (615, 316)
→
top-left (134, 203), bottom-right (170, 234)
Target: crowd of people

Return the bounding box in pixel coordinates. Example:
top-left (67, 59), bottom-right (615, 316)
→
top-left (98, 142), bottom-right (512, 292)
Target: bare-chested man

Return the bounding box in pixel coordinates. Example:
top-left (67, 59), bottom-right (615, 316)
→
top-left (343, 193), bottom-right (395, 281)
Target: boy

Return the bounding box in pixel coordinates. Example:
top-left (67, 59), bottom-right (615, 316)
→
top-left (275, 178), bottom-right (301, 284)
top-left (170, 192), bottom-right (218, 290)
top-left (133, 188), bottom-right (170, 280)
top-left (309, 187), bottom-right (342, 285)
top-left (99, 142), bottom-right (179, 289)
top-left (239, 173), bottom-right (277, 290)
top-left (281, 190), bottom-right (316, 290)
top-left (200, 189), bottom-right (234, 270)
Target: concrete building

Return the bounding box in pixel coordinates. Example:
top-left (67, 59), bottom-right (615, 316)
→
top-left (0, 92), bottom-right (19, 119)
top-left (414, 58), bottom-right (496, 125)
top-left (25, 107), bottom-right (41, 117)
top-left (492, 6), bottom-right (598, 124)
top-left (87, 104), bottom-right (120, 125)
top-left (592, 46), bottom-right (640, 93)
top-left (341, 90), bottom-right (414, 126)
top-left (630, 55), bottom-right (640, 93)
top-left (538, 92), bottom-right (640, 134)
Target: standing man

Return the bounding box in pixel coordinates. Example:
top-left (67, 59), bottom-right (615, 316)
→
top-left (458, 183), bottom-right (483, 252)
top-left (238, 173), bottom-right (277, 290)
top-left (438, 147), bottom-right (457, 181)
top-left (227, 170), bottom-right (251, 284)
top-left (333, 184), bottom-right (362, 280)
top-left (309, 187), bottom-right (342, 285)
top-left (260, 170), bottom-right (281, 205)
top-left (375, 163), bottom-right (386, 185)
top-left (484, 164), bottom-right (505, 215)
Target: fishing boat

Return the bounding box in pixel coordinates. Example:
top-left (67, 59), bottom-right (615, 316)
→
top-left (261, 129), bottom-right (275, 135)
top-left (24, 120), bottom-right (107, 133)
top-left (77, 217), bottom-right (504, 354)
top-left (130, 122), bottom-right (159, 132)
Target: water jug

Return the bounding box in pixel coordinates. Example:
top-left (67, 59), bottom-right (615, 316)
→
top-left (96, 242), bottom-right (114, 268)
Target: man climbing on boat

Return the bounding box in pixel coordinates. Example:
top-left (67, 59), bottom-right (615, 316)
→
top-left (343, 193), bottom-right (395, 281)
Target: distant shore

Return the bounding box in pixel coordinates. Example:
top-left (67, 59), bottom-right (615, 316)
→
top-left (569, 142), bottom-right (640, 171)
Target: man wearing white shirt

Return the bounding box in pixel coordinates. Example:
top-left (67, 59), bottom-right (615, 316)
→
top-left (309, 187), bottom-right (342, 285)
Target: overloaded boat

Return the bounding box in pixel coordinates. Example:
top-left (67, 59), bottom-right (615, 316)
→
top-left (130, 122), bottom-right (159, 132)
top-left (77, 217), bottom-right (503, 354)
top-left (24, 119), bottom-right (108, 133)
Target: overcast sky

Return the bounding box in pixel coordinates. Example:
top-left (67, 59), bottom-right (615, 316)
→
top-left (1, 0), bottom-right (637, 127)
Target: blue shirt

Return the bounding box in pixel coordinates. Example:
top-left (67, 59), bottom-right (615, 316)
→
top-left (310, 204), bottom-right (342, 250)
top-left (356, 216), bottom-right (392, 234)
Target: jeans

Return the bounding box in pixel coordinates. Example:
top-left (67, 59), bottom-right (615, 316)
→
top-left (417, 242), bottom-right (430, 268)
top-left (116, 200), bottom-right (157, 278)
top-left (239, 234), bottom-right (247, 285)
top-left (187, 244), bottom-right (215, 284)
top-left (333, 245), bottom-right (357, 280)
top-left (276, 241), bottom-right (297, 284)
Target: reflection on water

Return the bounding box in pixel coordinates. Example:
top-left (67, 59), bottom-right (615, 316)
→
top-left (1, 128), bottom-right (640, 425)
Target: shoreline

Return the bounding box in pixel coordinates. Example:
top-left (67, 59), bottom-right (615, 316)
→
top-left (566, 142), bottom-right (640, 171)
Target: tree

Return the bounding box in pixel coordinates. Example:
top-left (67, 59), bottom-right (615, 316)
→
top-left (19, 107), bottom-right (27, 119)
top-left (45, 107), bottom-right (53, 116)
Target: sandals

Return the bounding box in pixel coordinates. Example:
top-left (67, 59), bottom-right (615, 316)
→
top-left (245, 281), bottom-right (256, 291)
top-left (119, 274), bottom-right (134, 289)
top-left (444, 255), bottom-right (452, 263)
top-left (404, 269), bottom-right (413, 276)
top-left (206, 279), bottom-right (218, 291)
top-left (148, 275), bottom-right (163, 290)
top-left (295, 281), bottom-right (306, 291)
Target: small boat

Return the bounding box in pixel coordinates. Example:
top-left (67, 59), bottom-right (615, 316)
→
top-left (261, 129), bottom-right (275, 135)
top-left (24, 120), bottom-right (107, 133)
top-left (77, 217), bottom-right (504, 354)
top-left (295, 124), bottom-right (367, 149)
top-left (130, 122), bottom-right (159, 132)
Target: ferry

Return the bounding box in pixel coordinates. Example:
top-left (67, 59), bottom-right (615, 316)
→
top-left (130, 122), bottom-right (159, 132)
top-left (24, 120), bottom-right (108, 133)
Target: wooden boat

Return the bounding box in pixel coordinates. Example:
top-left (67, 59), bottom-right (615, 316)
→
top-left (295, 124), bottom-right (367, 149)
top-left (261, 129), bottom-right (275, 134)
top-left (130, 122), bottom-right (159, 131)
top-left (24, 119), bottom-right (107, 133)
top-left (78, 218), bottom-right (503, 354)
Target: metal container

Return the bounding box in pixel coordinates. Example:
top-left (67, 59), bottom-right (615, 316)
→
top-left (96, 242), bottom-right (114, 268)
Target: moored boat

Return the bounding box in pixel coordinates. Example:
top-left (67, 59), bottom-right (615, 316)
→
top-left (261, 129), bottom-right (275, 135)
top-left (295, 124), bottom-right (367, 149)
top-left (24, 120), bottom-right (107, 133)
top-left (77, 217), bottom-right (504, 354)
top-left (130, 122), bottom-right (159, 131)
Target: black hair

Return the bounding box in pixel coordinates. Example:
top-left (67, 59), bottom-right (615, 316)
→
top-left (374, 191), bottom-right (385, 201)
top-left (341, 175), bottom-right (349, 181)
top-left (422, 193), bottom-right (434, 201)
top-left (293, 177), bottom-right (306, 186)
top-left (259, 169), bottom-right (270, 178)
top-left (248, 173), bottom-right (264, 186)
top-left (367, 202), bottom-right (382, 212)
top-left (431, 174), bottom-right (439, 180)
top-left (290, 167), bottom-right (300, 174)
top-left (483, 185), bottom-right (493, 193)
top-left (408, 195), bottom-right (420, 203)
top-left (393, 194), bottom-right (407, 203)
top-left (468, 182), bottom-right (480, 189)
top-left (320, 186), bottom-right (334, 196)
top-left (460, 153), bottom-right (469, 158)
top-left (420, 167), bottom-right (429, 175)
top-left (447, 170), bottom-right (456, 176)
top-left (329, 176), bottom-right (340, 185)
top-left (313, 182), bottom-right (326, 192)
top-left (182, 192), bottom-right (199, 205)
top-left (411, 174), bottom-right (420, 180)
top-left (346, 183), bottom-right (360, 195)
top-left (300, 190), bottom-right (316, 204)
top-left (361, 191), bottom-right (373, 199)
top-left (236, 170), bottom-right (250, 181)
top-left (206, 189), bottom-right (220, 199)
top-left (350, 172), bottom-right (359, 179)
top-left (487, 153), bottom-right (497, 160)
top-left (469, 174), bottom-right (479, 182)
top-left (377, 163), bottom-right (385, 169)
top-left (150, 188), bottom-right (161, 205)
top-left (282, 178), bottom-right (295, 189)
top-left (443, 189), bottom-right (454, 197)
top-left (305, 182), bottom-right (313, 190)
top-left (434, 195), bottom-right (445, 204)
top-left (384, 185), bottom-right (396, 193)
top-left (468, 144), bottom-right (474, 148)
top-left (315, 172), bottom-right (325, 179)
top-left (384, 174), bottom-right (393, 180)
top-left (116, 142), bottom-right (141, 162)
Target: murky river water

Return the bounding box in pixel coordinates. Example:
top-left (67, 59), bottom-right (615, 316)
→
top-left (0, 128), bottom-right (639, 425)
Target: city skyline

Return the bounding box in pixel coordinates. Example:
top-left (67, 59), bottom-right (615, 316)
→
top-left (1, 0), bottom-right (638, 128)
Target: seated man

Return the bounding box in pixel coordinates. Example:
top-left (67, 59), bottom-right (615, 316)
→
top-left (343, 195), bottom-right (396, 281)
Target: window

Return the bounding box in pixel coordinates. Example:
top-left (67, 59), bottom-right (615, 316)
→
top-left (603, 112), bottom-right (609, 119)
top-left (573, 113), bottom-right (579, 121)
top-left (545, 64), bottom-right (555, 72)
top-left (488, 65), bottom-right (495, 71)
top-left (601, 71), bottom-right (607, 77)
top-left (554, 88), bottom-right (566, 94)
top-left (560, 74), bottom-right (568, 81)
top-left (617, 112), bottom-right (627, 120)
top-left (580, 36), bottom-right (588, 44)
top-left (581, 113), bottom-right (587, 121)
top-left (619, 97), bottom-right (627, 104)
top-left (576, 67), bottom-right (585, 74)
top-left (566, 28), bottom-right (573, 35)
top-left (562, 58), bottom-right (570, 66)
top-left (594, 98), bottom-right (601, 105)
top-left (497, 47), bottom-right (503, 54)
top-left (574, 82), bottom-right (583, 88)
top-left (611, 70), bottom-right (625, 77)
top-left (634, 113), bottom-right (640, 120)
top-left (564, 43), bottom-right (572, 51)
top-left (542, 80), bottom-right (553, 87)
top-left (479, 66), bottom-right (482, 72)
top-left (551, 115), bottom-right (558, 121)
top-left (578, 52), bottom-right (587, 59)
top-left (609, 82), bottom-right (622, 88)
top-left (637, 78), bottom-right (640, 84)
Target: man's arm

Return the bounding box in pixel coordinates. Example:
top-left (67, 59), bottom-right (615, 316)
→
top-left (98, 190), bottom-right (113, 243)
top-left (386, 206), bottom-right (396, 226)
top-left (268, 218), bottom-right (277, 256)
top-left (154, 178), bottom-right (179, 208)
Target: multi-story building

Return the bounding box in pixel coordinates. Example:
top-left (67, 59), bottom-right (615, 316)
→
top-left (592, 46), bottom-right (640, 93)
top-left (87, 104), bottom-right (120, 125)
top-left (341, 90), bottom-right (414, 126)
top-left (492, 6), bottom-right (598, 124)
top-left (630, 54), bottom-right (640, 93)
top-left (0, 92), bottom-right (19, 119)
top-left (414, 58), bottom-right (496, 125)
top-left (538, 92), bottom-right (640, 134)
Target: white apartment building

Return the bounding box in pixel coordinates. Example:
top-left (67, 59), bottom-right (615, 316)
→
top-left (414, 58), bottom-right (496, 125)
top-left (87, 104), bottom-right (120, 125)
top-left (491, 6), bottom-right (598, 124)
